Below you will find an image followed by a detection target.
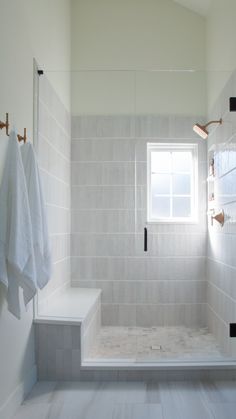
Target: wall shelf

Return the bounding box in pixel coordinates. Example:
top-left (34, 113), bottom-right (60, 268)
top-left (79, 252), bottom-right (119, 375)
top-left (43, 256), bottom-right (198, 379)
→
top-left (207, 175), bottom-right (215, 182)
top-left (207, 148), bottom-right (216, 223)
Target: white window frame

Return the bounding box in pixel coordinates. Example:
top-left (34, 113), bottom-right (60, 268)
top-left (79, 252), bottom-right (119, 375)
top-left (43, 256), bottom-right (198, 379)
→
top-left (147, 143), bottom-right (198, 224)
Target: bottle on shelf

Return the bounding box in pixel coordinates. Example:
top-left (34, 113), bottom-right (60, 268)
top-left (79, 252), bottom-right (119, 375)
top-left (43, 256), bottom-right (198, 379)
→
top-left (209, 192), bottom-right (215, 201)
top-left (209, 157), bottom-right (215, 177)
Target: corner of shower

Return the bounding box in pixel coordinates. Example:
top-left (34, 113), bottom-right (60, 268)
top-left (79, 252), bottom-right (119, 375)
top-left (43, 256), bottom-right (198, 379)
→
top-left (36, 67), bottom-right (236, 373)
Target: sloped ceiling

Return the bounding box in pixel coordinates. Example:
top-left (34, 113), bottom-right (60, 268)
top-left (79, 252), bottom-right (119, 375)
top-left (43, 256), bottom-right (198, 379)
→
top-left (173, 0), bottom-right (212, 16)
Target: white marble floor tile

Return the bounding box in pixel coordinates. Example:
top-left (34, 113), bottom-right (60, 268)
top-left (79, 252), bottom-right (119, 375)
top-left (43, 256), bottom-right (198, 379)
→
top-left (208, 403), bottom-right (236, 419)
top-left (201, 380), bottom-right (236, 403)
top-left (14, 380), bottom-right (236, 419)
top-left (159, 381), bottom-right (203, 405)
top-left (112, 403), bottom-right (163, 419)
top-left (13, 404), bottom-right (51, 419)
top-left (85, 401), bottom-right (115, 419)
top-left (52, 381), bottom-right (101, 405)
top-left (23, 381), bottom-right (57, 405)
top-left (160, 382), bottom-right (214, 419)
top-left (162, 402), bottom-right (214, 419)
top-left (146, 382), bottom-right (161, 403)
top-left (47, 402), bottom-right (82, 419)
top-left (98, 382), bottom-right (147, 404)
top-left (47, 401), bottom-right (114, 419)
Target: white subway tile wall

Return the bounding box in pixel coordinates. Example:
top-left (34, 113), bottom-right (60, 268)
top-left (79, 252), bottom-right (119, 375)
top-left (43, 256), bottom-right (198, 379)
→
top-left (207, 70), bottom-right (236, 357)
top-left (71, 114), bottom-right (207, 327)
top-left (36, 75), bottom-right (71, 310)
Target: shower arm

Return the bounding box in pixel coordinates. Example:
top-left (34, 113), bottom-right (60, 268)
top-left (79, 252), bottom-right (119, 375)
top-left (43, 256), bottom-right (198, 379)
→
top-left (204, 118), bottom-right (222, 129)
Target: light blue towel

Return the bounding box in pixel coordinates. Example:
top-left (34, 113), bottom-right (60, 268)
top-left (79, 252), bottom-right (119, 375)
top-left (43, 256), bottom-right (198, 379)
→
top-left (0, 131), bottom-right (37, 318)
top-left (21, 142), bottom-right (52, 289)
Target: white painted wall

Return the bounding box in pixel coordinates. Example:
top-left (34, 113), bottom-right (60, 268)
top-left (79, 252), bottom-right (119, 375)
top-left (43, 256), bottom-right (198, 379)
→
top-left (71, 69), bottom-right (207, 116)
top-left (71, 0), bottom-right (205, 71)
top-left (0, 1), bottom-right (71, 417)
top-left (206, 0), bottom-right (236, 112)
top-left (71, 0), bottom-right (206, 116)
top-left (173, 0), bottom-right (212, 17)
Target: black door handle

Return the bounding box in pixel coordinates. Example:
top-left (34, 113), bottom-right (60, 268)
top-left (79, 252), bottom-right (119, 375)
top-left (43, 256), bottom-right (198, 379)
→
top-left (144, 227), bottom-right (148, 252)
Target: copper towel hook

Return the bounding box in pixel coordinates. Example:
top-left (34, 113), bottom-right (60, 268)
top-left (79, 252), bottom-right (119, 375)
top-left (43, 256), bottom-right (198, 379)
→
top-left (0, 113), bottom-right (9, 136)
top-left (17, 128), bottom-right (27, 143)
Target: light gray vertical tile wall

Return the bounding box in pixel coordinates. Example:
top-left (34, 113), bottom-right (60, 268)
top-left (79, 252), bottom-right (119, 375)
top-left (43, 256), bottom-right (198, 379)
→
top-left (35, 324), bottom-right (81, 380)
top-left (71, 114), bottom-right (207, 327)
top-left (36, 75), bottom-right (71, 311)
top-left (207, 70), bottom-right (236, 357)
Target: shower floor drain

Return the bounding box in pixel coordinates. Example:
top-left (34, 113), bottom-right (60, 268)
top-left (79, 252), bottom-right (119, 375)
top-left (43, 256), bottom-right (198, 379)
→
top-left (151, 345), bottom-right (163, 351)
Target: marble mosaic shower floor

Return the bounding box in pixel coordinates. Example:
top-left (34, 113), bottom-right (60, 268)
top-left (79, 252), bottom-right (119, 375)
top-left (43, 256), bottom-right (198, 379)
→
top-left (88, 326), bottom-right (224, 361)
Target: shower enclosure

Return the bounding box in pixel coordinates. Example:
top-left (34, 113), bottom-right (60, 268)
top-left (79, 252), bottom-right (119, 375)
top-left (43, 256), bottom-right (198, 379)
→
top-left (36, 67), bottom-right (236, 365)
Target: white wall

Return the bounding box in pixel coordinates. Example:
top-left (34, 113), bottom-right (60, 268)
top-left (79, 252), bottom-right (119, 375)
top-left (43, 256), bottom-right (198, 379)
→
top-left (71, 0), bottom-right (206, 116)
top-left (206, 0), bottom-right (236, 112)
top-left (71, 0), bottom-right (205, 71)
top-left (71, 70), bottom-right (207, 116)
top-left (0, 1), bottom-right (71, 417)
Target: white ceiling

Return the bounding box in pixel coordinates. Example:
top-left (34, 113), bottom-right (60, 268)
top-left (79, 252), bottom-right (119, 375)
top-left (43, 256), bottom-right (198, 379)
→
top-left (173, 0), bottom-right (212, 16)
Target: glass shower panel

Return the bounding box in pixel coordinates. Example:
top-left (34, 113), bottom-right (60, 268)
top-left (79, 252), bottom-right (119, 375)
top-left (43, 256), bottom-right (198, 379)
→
top-left (37, 68), bottom-right (236, 364)
top-left (134, 69), bottom-right (230, 363)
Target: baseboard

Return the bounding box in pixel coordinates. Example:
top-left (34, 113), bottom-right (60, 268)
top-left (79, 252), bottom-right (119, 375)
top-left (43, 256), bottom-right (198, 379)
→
top-left (0, 364), bottom-right (37, 419)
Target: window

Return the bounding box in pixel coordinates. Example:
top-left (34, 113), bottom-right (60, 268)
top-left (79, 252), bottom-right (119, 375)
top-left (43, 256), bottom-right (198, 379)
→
top-left (147, 143), bottom-right (198, 223)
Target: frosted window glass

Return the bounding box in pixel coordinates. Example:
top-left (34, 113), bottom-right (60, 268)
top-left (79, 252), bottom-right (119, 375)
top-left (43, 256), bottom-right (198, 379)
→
top-left (173, 197), bottom-right (191, 217)
top-left (151, 152), bottom-right (171, 173)
top-left (147, 144), bottom-right (197, 222)
top-left (173, 174), bottom-right (191, 195)
top-left (152, 196), bottom-right (170, 218)
top-left (152, 174), bottom-right (170, 194)
top-left (172, 151), bottom-right (191, 172)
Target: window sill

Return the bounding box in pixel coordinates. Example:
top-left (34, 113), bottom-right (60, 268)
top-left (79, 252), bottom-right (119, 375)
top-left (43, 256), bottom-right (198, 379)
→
top-left (147, 218), bottom-right (199, 225)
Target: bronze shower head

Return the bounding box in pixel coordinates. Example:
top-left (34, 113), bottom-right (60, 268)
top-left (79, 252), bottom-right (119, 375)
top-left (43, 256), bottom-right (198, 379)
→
top-left (193, 118), bottom-right (222, 139)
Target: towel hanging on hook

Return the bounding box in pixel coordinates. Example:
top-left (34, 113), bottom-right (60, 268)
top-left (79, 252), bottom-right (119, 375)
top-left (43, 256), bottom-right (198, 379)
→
top-left (0, 113), bottom-right (28, 143)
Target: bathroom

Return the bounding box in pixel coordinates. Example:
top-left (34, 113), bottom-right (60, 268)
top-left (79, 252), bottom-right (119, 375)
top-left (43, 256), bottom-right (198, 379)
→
top-left (1, 0), bottom-right (236, 418)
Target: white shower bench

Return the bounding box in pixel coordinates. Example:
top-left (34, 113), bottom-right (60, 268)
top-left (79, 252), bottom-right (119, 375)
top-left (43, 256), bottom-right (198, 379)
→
top-left (34, 287), bottom-right (101, 379)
